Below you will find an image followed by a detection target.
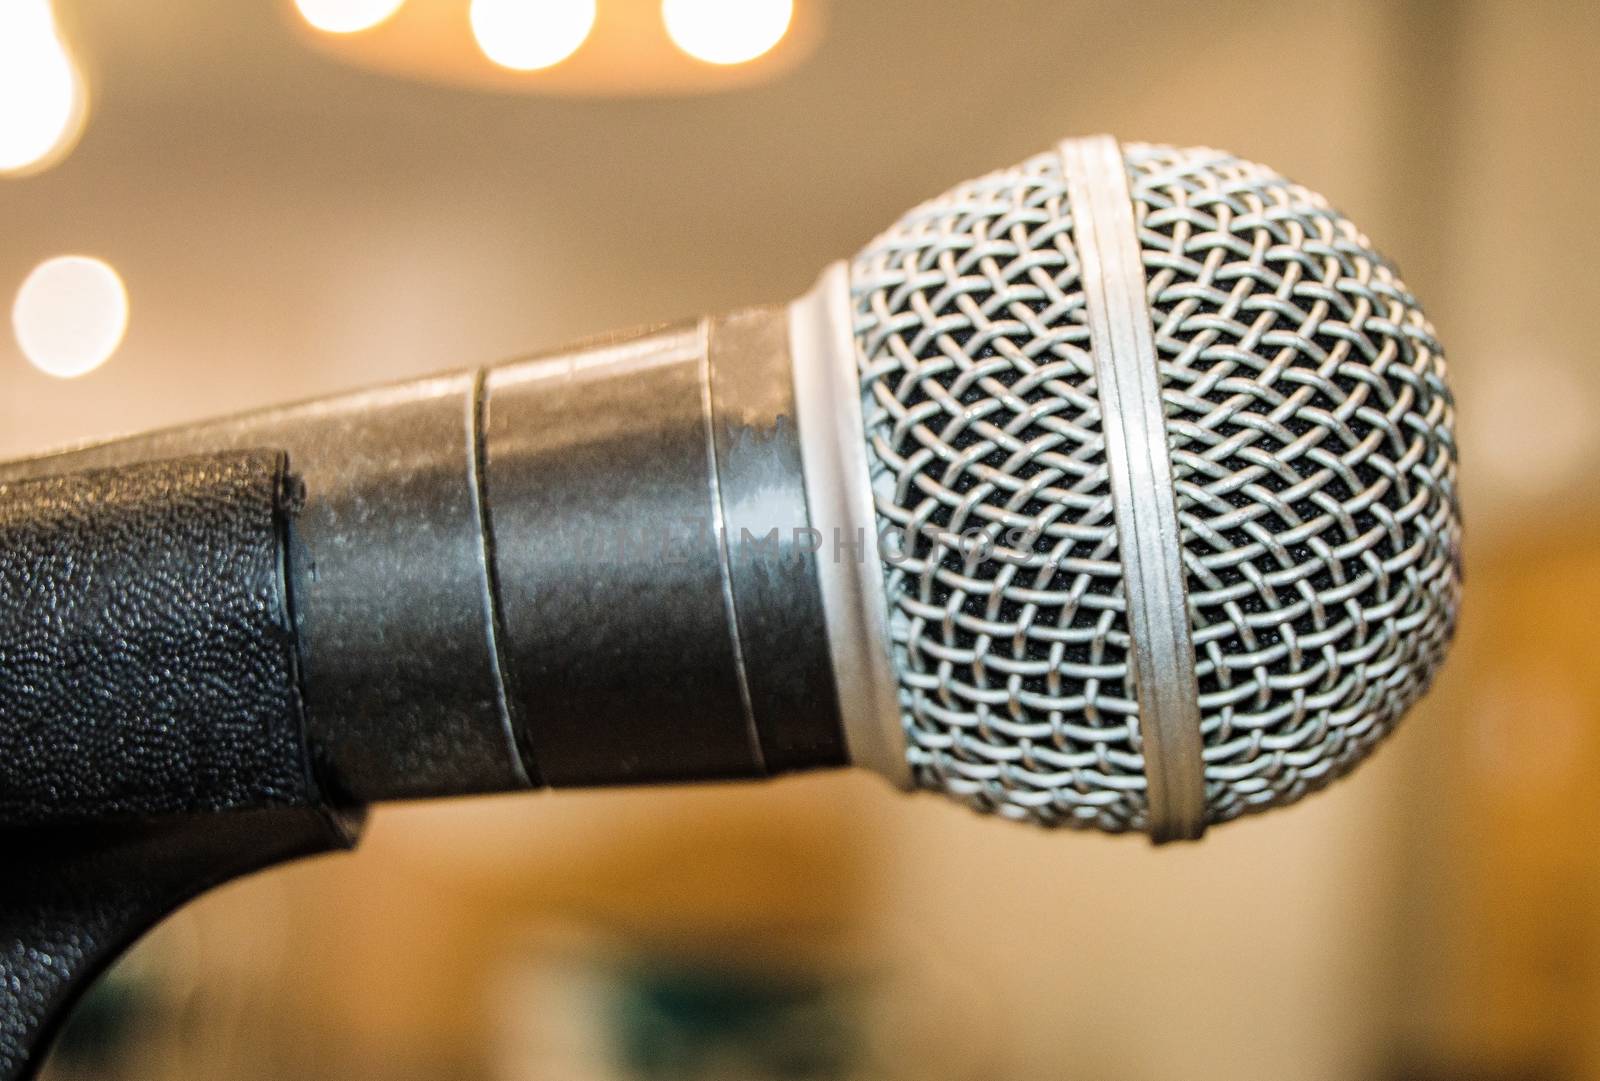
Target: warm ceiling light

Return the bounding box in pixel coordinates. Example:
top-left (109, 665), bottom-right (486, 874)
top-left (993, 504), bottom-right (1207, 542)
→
top-left (0, 0), bottom-right (86, 177)
top-left (470, 0), bottom-right (597, 71)
top-left (662, 0), bottom-right (792, 65)
top-left (12, 256), bottom-right (129, 379)
top-left (294, 0), bottom-right (408, 34)
top-left (292, 0), bottom-right (823, 96)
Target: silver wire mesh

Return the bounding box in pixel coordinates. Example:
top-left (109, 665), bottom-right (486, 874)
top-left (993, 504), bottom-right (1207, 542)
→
top-left (850, 143), bottom-right (1461, 833)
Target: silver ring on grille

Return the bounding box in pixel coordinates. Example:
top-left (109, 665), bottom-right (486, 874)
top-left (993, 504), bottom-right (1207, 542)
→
top-left (1060, 135), bottom-right (1206, 842)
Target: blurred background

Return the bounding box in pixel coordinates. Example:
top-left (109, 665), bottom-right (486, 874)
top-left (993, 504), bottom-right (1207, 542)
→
top-left (3, 0), bottom-right (1597, 1078)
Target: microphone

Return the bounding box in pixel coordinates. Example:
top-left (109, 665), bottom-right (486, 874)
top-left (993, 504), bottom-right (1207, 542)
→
top-left (0, 136), bottom-right (1462, 845)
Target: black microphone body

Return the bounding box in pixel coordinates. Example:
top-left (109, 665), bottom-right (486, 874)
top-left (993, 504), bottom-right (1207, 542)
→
top-left (0, 302), bottom-right (865, 816)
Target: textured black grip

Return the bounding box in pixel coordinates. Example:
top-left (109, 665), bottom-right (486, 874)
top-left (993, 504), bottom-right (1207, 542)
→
top-left (0, 451), bottom-right (361, 1080)
top-left (0, 452), bottom-right (316, 826)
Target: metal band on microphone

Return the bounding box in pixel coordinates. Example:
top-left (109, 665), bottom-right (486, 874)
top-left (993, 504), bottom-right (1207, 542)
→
top-left (789, 264), bottom-right (911, 789)
top-left (1061, 136), bottom-right (1206, 842)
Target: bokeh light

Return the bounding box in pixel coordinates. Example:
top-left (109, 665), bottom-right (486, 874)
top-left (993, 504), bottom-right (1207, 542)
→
top-left (0, 0), bottom-right (86, 176)
top-left (12, 256), bottom-right (129, 379)
top-left (470, 0), bottom-right (597, 72)
top-left (294, 0), bottom-right (408, 34)
top-left (662, 0), bottom-right (792, 65)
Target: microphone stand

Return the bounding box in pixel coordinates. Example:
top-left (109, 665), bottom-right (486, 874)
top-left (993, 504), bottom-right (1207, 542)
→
top-left (0, 807), bottom-right (362, 1080)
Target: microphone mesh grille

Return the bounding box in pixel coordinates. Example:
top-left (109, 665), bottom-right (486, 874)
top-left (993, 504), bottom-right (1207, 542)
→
top-left (850, 143), bottom-right (1462, 833)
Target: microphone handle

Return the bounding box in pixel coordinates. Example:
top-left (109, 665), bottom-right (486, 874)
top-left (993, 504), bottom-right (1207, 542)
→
top-left (0, 308), bottom-right (853, 814)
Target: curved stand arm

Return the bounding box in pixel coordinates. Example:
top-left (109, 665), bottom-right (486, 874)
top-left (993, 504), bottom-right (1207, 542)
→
top-left (0, 807), bottom-right (364, 1081)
